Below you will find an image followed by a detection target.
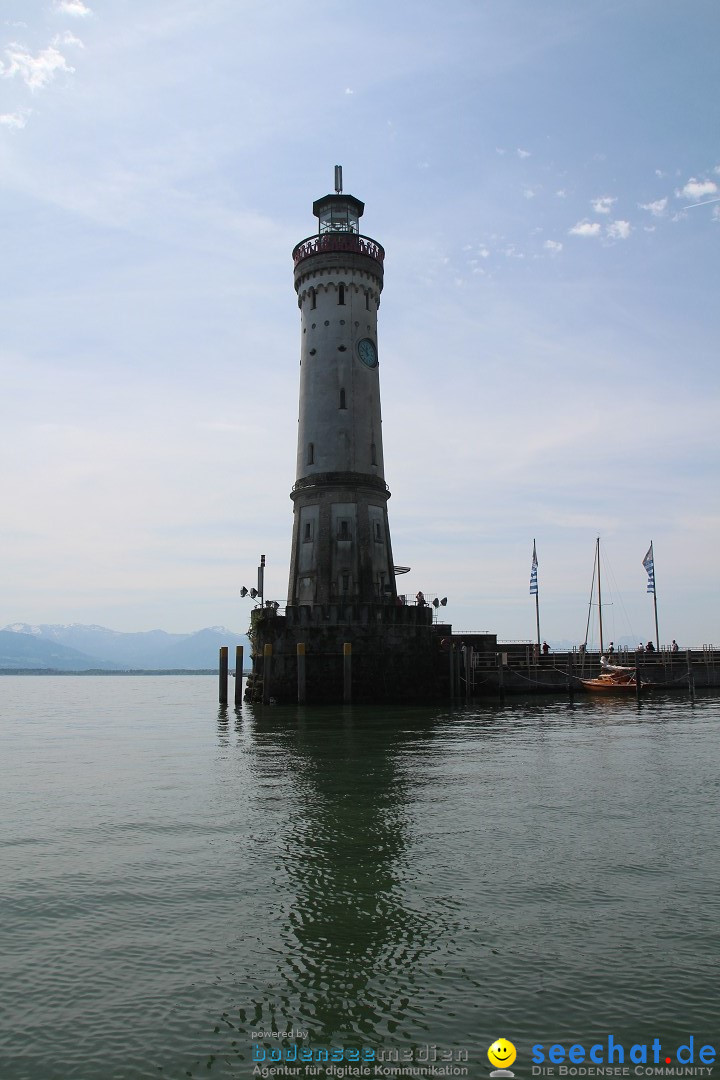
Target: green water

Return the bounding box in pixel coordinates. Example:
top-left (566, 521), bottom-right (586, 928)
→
top-left (1, 677), bottom-right (719, 1079)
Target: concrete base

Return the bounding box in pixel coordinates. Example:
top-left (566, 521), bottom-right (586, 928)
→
top-left (247, 604), bottom-right (452, 705)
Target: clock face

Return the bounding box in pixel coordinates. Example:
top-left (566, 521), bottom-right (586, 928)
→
top-left (357, 338), bottom-right (378, 368)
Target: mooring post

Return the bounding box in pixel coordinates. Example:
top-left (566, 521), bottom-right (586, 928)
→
top-left (343, 642), bottom-right (352, 704)
top-left (448, 643), bottom-right (455, 699)
top-left (219, 646), bottom-right (228, 705)
top-left (687, 650), bottom-right (695, 702)
top-left (262, 643), bottom-right (272, 705)
top-left (234, 645), bottom-right (243, 707)
top-left (297, 642), bottom-right (306, 704)
top-left (635, 659), bottom-right (642, 702)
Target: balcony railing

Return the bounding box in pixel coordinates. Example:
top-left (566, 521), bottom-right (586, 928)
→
top-left (292, 233), bottom-right (385, 268)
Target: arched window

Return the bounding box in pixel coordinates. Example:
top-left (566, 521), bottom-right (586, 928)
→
top-left (365, 290), bottom-right (370, 311)
top-left (339, 388), bottom-right (346, 409)
top-left (338, 283), bottom-right (345, 305)
top-left (309, 287), bottom-right (316, 310)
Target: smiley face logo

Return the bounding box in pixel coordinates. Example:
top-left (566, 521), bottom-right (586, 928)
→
top-left (488, 1038), bottom-right (517, 1071)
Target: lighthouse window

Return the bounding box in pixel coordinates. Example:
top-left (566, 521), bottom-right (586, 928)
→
top-left (339, 519), bottom-right (350, 540)
top-left (374, 522), bottom-right (382, 542)
top-left (304, 522), bottom-right (313, 542)
top-left (342, 574), bottom-right (350, 592)
top-left (339, 388), bottom-right (346, 409)
top-left (371, 443), bottom-right (377, 466)
top-left (338, 283), bottom-right (345, 305)
top-left (365, 290), bottom-right (370, 310)
top-left (307, 443), bottom-right (314, 465)
top-left (310, 287), bottom-right (316, 309)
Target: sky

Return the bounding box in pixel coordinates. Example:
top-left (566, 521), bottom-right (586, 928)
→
top-left (1, 0), bottom-right (718, 647)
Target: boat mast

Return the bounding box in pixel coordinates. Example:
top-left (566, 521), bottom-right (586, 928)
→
top-left (597, 536), bottom-right (604, 654)
top-left (584, 545), bottom-right (597, 653)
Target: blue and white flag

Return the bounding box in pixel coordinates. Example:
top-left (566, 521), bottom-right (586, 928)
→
top-left (530, 542), bottom-right (538, 596)
top-left (642, 544), bottom-right (655, 595)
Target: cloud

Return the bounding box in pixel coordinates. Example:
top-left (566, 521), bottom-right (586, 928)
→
top-left (639, 197), bottom-right (668, 217)
top-left (678, 178), bottom-right (718, 200)
top-left (54, 1), bottom-right (92, 15)
top-left (592, 195), bottom-right (616, 214)
top-left (0, 109), bottom-right (29, 129)
top-left (544, 240), bottom-right (563, 254)
top-left (523, 188), bottom-right (535, 199)
top-left (555, 189), bottom-right (567, 198)
top-left (344, 87), bottom-right (354, 95)
top-left (516, 148), bottom-right (531, 158)
top-left (569, 220), bottom-right (601, 238)
top-left (606, 219), bottom-right (631, 240)
top-left (53, 31), bottom-right (84, 48)
top-left (713, 206), bottom-right (720, 223)
top-left (0, 43), bottom-right (74, 90)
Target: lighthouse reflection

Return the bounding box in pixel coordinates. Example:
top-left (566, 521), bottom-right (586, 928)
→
top-left (238, 705), bottom-right (440, 1045)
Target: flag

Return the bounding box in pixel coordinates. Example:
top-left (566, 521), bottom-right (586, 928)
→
top-left (642, 544), bottom-right (655, 595)
top-left (530, 542), bottom-right (538, 596)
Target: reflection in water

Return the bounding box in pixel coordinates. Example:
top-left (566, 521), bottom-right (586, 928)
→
top-left (214, 706), bottom-right (447, 1059)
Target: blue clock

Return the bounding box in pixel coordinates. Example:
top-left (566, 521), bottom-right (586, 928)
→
top-left (357, 338), bottom-right (378, 368)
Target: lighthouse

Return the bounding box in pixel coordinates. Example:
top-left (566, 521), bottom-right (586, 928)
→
top-left (246, 169), bottom-right (451, 705)
top-left (288, 166), bottom-right (396, 607)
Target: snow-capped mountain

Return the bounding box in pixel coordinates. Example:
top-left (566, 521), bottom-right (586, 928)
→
top-left (1, 624), bottom-right (250, 670)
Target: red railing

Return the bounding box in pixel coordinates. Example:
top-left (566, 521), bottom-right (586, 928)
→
top-left (292, 232), bottom-right (385, 268)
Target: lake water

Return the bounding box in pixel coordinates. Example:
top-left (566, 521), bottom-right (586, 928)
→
top-left (1, 677), bottom-right (719, 1080)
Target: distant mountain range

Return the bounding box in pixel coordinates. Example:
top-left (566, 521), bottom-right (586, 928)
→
top-left (0, 623), bottom-right (251, 671)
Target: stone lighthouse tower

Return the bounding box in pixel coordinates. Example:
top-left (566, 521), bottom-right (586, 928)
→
top-left (288, 167), bottom-right (396, 607)
top-left (246, 169), bottom-right (451, 704)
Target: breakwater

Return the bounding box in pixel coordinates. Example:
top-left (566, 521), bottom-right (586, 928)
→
top-left (469, 646), bottom-right (719, 694)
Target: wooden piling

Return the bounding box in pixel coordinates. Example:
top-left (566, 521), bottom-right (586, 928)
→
top-left (262, 643), bottom-right (272, 705)
top-left (635, 659), bottom-right (642, 702)
top-left (448, 643), bottom-right (455, 699)
top-left (218, 646), bottom-right (228, 705)
top-left (343, 642), bottom-right (352, 704)
top-left (687, 650), bottom-right (695, 703)
top-left (297, 642), bottom-right (306, 704)
top-left (234, 645), bottom-right (243, 707)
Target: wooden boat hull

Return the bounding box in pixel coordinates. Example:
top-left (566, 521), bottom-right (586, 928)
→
top-left (580, 675), bottom-right (637, 692)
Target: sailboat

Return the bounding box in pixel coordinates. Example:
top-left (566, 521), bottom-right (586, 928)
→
top-left (579, 538), bottom-right (639, 693)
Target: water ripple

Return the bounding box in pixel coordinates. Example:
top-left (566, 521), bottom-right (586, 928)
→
top-left (1, 679), bottom-right (719, 1078)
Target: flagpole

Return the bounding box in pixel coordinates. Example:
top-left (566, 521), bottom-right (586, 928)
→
top-left (651, 541), bottom-right (660, 651)
top-left (530, 539), bottom-right (540, 651)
